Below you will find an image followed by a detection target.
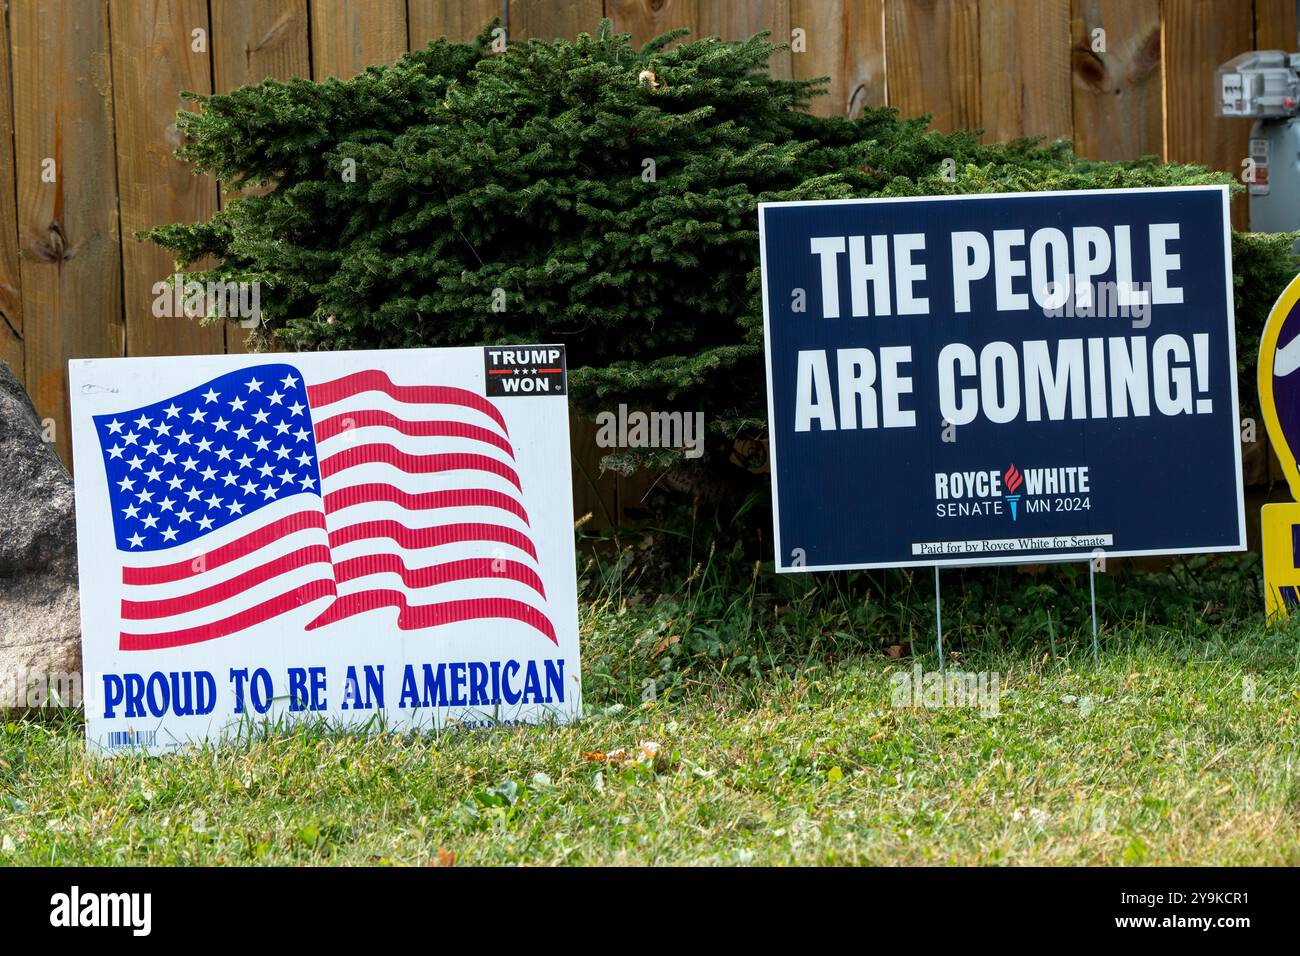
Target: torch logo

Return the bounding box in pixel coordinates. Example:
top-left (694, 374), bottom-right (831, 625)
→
top-left (1004, 463), bottom-right (1024, 520)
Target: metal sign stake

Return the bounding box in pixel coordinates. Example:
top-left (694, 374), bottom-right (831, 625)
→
top-left (934, 565), bottom-right (945, 672)
top-left (1089, 558), bottom-right (1099, 664)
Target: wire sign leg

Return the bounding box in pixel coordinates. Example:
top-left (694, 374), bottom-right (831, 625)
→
top-left (934, 565), bottom-right (945, 672)
top-left (1089, 558), bottom-right (1099, 665)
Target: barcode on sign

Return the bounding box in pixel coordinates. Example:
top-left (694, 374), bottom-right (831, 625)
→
top-left (107, 729), bottom-right (157, 749)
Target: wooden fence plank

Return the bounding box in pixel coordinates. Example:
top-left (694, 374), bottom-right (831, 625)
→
top-left (211, 0), bottom-right (310, 354)
top-left (409, 0), bottom-right (502, 47)
top-left (212, 0), bottom-right (311, 89)
top-left (1070, 0), bottom-right (1162, 160)
top-left (110, 0), bottom-right (224, 362)
top-left (570, 412), bottom-right (618, 528)
top-left (885, 0), bottom-right (980, 132)
top-left (1162, 0), bottom-right (1255, 228)
top-left (502, 0), bottom-right (623, 523)
top-left (309, 0), bottom-right (408, 79)
top-left (606, 0), bottom-right (698, 47)
top-left (11, 0), bottom-right (124, 466)
top-left (695, 0), bottom-right (792, 79)
top-left (539, 0), bottom-right (687, 526)
top-left (507, 0), bottom-right (605, 40)
top-left (1254, 0), bottom-right (1299, 52)
top-left (792, 0), bottom-right (885, 118)
top-left (0, 12), bottom-right (23, 381)
top-left (981, 0), bottom-right (1072, 141)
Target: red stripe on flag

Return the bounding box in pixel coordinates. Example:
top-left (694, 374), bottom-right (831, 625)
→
top-left (313, 410), bottom-right (514, 456)
top-left (329, 519), bottom-right (538, 561)
top-left (320, 445), bottom-right (521, 489)
top-left (120, 579), bottom-right (337, 651)
top-left (120, 546), bottom-right (333, 620)
top-left (322, 483), bottom-right (529, 524)
top-left (121, 511), bottom-right (328, 585)
top-left (306, 591), bottom-right (557, 644)
top-left (306, 370), bottom-right (508, 435)
top-left (333, 554), bottom-right (546, 598)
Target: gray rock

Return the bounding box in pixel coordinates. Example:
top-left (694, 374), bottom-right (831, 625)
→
top-left (0, 360), bottom-right (81, 707)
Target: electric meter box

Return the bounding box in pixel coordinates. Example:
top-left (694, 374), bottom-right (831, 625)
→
top-left (1217, 51), bottom-right (1300, 118)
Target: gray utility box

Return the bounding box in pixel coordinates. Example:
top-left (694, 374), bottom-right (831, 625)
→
top-left (1217, 51), bottom-right (1300, 237)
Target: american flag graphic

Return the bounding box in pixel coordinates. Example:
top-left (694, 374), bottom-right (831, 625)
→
top-left (92, 363), bottom-right (555, 651)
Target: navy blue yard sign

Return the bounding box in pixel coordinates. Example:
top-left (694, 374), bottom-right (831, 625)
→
top-left (759, 187), bottom-right (1244, 571)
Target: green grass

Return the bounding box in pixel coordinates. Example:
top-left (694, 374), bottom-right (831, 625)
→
top-left (3, 557), bottom-right (1299, 865)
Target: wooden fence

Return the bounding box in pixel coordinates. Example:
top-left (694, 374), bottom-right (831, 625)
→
top-left (0, 0), bottom-right (1293, 523)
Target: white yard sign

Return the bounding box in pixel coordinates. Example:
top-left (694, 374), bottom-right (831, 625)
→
top-left (69, 346), bottom-right (580, 754)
